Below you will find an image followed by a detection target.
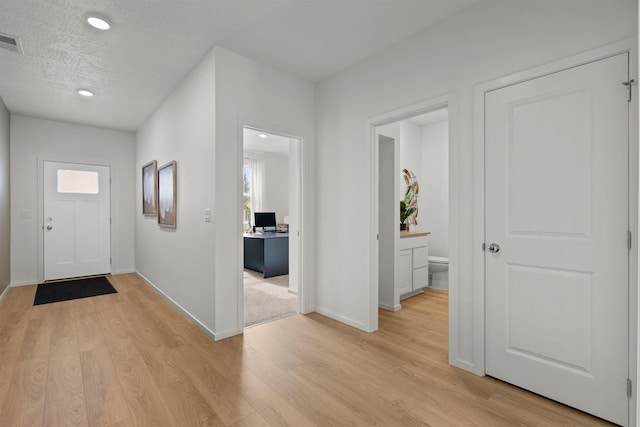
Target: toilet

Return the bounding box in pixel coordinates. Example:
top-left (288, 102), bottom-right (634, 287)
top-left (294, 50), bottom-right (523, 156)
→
top-left (428, 256), bottom-right (449, 290)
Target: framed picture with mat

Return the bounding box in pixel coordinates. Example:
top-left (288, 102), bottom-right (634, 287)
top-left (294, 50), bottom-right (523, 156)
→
top-left (158, 161), bottom-right (177, 228)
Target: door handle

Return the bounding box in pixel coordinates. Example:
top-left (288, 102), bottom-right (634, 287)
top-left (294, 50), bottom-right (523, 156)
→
top-left (46, 225), bottom-right (53, 231)
top-left (488, 243), bottom-right (500, 253)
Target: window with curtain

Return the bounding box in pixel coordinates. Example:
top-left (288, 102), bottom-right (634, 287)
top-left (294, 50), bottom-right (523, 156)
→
top-left (243, 164), bottom-right (252, 225)
top-left (243, 158), bottom-right (264, 227)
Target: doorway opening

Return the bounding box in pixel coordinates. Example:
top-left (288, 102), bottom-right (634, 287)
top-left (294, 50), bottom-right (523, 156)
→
top-left (376, 107), bottom-right (450, 315)
top-left (241, 127), bottom-right (302, 328)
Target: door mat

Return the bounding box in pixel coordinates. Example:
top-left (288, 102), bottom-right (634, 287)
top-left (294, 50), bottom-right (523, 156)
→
top-left (34, 276), bottom-right (117, 305)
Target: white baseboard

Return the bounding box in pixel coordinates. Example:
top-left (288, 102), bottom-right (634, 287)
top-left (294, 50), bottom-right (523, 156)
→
top-left (379, 302), bottom-right (401, 312)
top-left (450, 356), bottom-right (483, 376)
top-left (134, 271), bottom-right (218, 342)
top-left (10, 280), bottom-right (37, 287)
top-left (111, 269), bottom-right (135, 275)
top-left (400, 288), bottom-right (424, 300)
top-left (213, 328), bottom-right (244, 340)
top-left (0, 284), bottom-right (11, 303)
top-left (288, 289), bottom-right (298, 296)
top-left (314, 306), bottom-right (369, 332)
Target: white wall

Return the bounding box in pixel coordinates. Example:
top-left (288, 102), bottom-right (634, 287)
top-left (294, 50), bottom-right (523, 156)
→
top-left (134, 47), bottom-right (313, 340)
top-left (421, 120), bottom-right (449, 257)
top-left (314, 0), bottom-right (637, 369)
top-left (10, 116), bottom-right (135, 285)
top-left (0, 97), bottom-right (9, 295)
top-left (244, 150), bottom-right (289, 224)
top-left (264, 154), bottom-right (289, 224)
top-left (135, 51), bottom-right (216, 334)
top-left (213, 46), bottom-right (315, 338)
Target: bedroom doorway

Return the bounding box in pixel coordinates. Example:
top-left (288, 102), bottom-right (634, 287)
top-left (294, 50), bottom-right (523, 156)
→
top-left (241, 127), bottom-right (302, 327)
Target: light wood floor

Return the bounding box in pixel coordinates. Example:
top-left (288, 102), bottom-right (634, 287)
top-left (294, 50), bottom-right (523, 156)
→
top-left (0, 274), bottom-right (613, 426)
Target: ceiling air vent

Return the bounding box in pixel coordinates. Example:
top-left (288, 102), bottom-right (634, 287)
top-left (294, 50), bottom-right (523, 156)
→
top-left (0, 32), bottom-right (23, 54)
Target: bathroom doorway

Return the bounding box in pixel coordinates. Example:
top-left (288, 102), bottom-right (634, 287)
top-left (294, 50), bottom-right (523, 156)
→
top-left (241, 127), bottom-right (301, 327)
top-left (376, 107), bottom-right (450, 308)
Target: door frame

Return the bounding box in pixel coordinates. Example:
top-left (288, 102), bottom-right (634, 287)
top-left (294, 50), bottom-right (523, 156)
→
top-left (473, 37), bottom-right (638, 425)
top-left (236, 120), bottom-right (310, 331)
top-left (37, 158), bottom-right (113, 283)
top-left (367, 93), bottom-right (459, 337)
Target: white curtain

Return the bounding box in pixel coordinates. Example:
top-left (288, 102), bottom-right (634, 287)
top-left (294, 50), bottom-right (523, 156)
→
top-left (248, 158), bottom-right (264, 222)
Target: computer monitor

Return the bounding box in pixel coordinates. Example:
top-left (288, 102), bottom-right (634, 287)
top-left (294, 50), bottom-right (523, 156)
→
top-left (254, 212), bottom-right (277, 229)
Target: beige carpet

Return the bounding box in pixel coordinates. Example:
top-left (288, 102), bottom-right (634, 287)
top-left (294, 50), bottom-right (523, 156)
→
top-left (244, 269), bottom-right (297, 327)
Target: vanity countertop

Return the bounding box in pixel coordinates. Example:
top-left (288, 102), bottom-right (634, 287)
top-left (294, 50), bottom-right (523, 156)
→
top-left (400, 230), bottom-right (431, 238)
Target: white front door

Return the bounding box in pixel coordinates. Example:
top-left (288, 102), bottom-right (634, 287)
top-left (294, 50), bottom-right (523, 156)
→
top-left (44, 161), bottom-right (111, 281)
top-left (485, 53), bottom-right (629, 425)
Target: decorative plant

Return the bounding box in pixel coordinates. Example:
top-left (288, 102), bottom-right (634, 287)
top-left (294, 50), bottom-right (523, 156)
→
top-left (400, 169), bottom-right (419, 230)
top-left (400, 194), bottom-right (416, 225)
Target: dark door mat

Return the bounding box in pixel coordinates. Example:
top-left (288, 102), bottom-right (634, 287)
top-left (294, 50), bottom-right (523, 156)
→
top-left (34, 276), bottom-right (117, 305)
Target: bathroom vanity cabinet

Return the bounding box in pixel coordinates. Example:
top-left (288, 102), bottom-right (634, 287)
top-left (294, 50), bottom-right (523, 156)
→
top-left (398, 231), bottom-right (430, 299)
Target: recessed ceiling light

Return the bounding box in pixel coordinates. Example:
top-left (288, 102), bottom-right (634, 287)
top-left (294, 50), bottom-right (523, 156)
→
top-left (258, 134), bottom-right (268, 138)
top-left (86, 14), bottom-right (111, 30)
top-left (77, 89), bottom-right (94, 97)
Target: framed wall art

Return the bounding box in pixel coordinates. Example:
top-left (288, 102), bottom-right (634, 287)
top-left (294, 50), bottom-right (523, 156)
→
top-left (158, 161), bottom-right (177, 228)
top-left (142, 160), bottom-right (157, 216)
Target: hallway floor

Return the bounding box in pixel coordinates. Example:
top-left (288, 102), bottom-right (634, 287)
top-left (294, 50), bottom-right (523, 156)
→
top-left (0, 274), bottom-right (613, 426)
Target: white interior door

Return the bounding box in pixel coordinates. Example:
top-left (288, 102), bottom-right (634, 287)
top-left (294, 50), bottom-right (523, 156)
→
top-left (378, 134), bottom-right (397, 310)
top-left (44, 161), bottom-right (111, 281)
top-left (288, 137), bottom-right (301, 296)
top-left (485, 53), bottom-right (629, 425)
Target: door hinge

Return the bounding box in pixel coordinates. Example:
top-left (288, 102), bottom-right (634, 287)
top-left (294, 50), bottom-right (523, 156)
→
top-left (377, 234), bottom-right (379, 241)
top-left (628, 230), bottom-right (632, 250)
top-left (623, 79), bottom-right (635, 102)
top-left (110, 257), bottom-right (112, 265)
top-left (627, 378), bottom-right (632, 398)
top-left (110, 217), bottom-right (112, 224)
top-left (482, 242), bottom-right (486, 251)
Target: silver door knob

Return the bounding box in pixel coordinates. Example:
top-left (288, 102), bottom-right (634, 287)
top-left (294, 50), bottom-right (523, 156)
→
top-left (488, 243), bottom-right (500, 253)
top-left (46, 225), bottom-right (53, 231)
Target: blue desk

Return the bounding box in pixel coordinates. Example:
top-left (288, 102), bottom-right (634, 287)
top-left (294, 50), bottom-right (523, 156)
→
top-left (243, 232), bottom-right (289, 278)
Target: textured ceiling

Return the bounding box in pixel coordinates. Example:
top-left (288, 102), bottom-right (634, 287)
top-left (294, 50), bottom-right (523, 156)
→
top-left (0, 0), bottom-right (477, 131)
